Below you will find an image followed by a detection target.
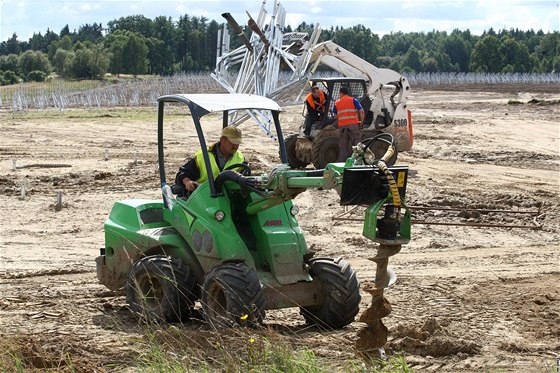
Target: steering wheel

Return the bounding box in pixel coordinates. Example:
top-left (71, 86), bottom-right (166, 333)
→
top-left (224, 163), bottom-right (251, 176)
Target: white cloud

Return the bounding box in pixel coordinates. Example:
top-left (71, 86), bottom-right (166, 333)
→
top-left (81, 4), bottom-right (93, 11)
top-left (285, 13), bottom-right (306, 27)
top-left (176, 4), bottom-right (187, 14)
top-left (310, 6), bottom-right (321, 14)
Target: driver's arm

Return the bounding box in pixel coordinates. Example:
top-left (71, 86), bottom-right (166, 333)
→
top-left (175, 158), bottom-right (200, 192)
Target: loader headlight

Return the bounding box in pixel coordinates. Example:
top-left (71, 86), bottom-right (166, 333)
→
top-left (290, 205), bottom-right (299, 216)
top-left (215, 210), bottom-right (225, 221)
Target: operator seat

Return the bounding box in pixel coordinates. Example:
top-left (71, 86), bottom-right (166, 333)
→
top-left (359, 96), bottom-right (373, 127)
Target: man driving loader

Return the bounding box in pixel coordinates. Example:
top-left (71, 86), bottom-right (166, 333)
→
top-left (174, 126), bottom-right (247, 195)
top-left (303, 86), bottom-right (327, 137)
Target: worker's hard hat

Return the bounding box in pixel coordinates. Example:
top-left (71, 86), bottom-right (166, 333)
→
top-left (222, 126), bottom-right (243, 145)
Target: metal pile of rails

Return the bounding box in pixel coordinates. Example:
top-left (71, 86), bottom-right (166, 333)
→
top-left (212, 1), bottom-right (321, 137)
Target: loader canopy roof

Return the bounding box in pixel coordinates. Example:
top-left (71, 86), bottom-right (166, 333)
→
top-left (156, 93), bottom-right (288, 198)
top-left (157, 93), bottom-right (282, 119)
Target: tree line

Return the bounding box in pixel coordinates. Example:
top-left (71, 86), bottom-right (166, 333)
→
top-left (0, 14), bottom-right (558, 86)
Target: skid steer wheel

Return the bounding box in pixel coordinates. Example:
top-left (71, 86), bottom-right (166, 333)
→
top-left (225, 163), bottom-right (251, 176)
top-left (201, 262), bottom-right (265, 328)
top-left (301, 257), bottom-right (361, 329)
top-left (126, 255), bottom-right (196, 323)
top-left (284, 134), bottom-right (310, 169)
top-left (312, 135), bottom-right (339, 169)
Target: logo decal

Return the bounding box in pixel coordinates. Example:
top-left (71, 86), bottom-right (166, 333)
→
top-left (264, 220), bottom-right (282, 226)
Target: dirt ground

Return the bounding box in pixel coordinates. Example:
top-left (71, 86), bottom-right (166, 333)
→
top-left (0, 85), bottom-right (559, 372)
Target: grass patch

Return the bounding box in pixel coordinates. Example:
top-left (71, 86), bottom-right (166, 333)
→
top-left (0, 74), bottom-right (159, 104)
top-left (0, 326), bottom-right (413, 372)
top-left (128, 325), bottom-right (413, 372)
top-left (0, 78), bottom-right (102, 102)
top-left (0, 105), bottom-right (191, 122)
top-left (0, 335), bottom-right (80, 372)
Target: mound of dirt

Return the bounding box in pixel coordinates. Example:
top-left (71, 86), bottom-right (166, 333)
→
top-left (389, 318), bottom-right (480, 357)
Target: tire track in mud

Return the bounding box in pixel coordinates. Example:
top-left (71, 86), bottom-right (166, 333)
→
top-left (378, 274), bottom-right (560, 371)
top-left (0, 267), bottom-right (93, 279)
top-left (0, 272), bottom-right (139, 370)
top-left (294, 155), bottom-right (559, 371)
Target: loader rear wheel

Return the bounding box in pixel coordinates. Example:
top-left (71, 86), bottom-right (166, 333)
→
top-left (284, 134), bottom-right (309, 169)
top-left (126, 255), bottom-right (196, 323)
top-left (301, 257), bottom-right (361, 329)
top-left (312, 135), bottom-right (339, 169)
top-left (201, 263), bottom-right (265, 328)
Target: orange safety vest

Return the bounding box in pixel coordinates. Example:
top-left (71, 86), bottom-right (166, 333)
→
top-left (306, 91), bottom-right (326, 112)
top-left (335, 96), bottom-right (359, 126)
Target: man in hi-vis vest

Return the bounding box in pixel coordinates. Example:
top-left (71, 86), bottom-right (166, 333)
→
top-left (303, 86), bottom-right (327, 137)
top-left (175, 126), bottom-right (246, 195)
top-left (333, 86), bottom-right (365, 162)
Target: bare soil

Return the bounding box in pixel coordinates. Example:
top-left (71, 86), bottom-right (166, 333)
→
top-left (1, 86), bottom-right (559, 372)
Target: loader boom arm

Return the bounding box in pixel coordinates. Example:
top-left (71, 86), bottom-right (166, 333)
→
top-left (308, 41), bottom-right (410, 101)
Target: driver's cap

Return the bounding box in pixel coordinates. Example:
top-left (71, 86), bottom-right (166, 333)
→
top-left (222, 126), bottom-right (243, 145)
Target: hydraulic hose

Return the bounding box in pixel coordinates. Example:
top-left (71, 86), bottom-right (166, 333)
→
top-left (366, 133), bottom-right (400, 208)
top-left (214, 170), bottom-right (265, 196)
top-left (377, 149), bottom-right (401, 208)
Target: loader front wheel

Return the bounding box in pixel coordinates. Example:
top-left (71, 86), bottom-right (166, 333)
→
top-left (126, 255), bottom-right (196, 323)
top-left (301, 257), bottom-right (361, 329)
top-left (284, 134), bottom-right (309, 169)
top-left (201, 263), bottom-right (265, 328)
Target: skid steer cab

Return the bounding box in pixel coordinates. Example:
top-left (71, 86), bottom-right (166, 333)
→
top-left (286, 77), bottom-right (413, 169)
top-left (96, 93), bottom-right (410, 330)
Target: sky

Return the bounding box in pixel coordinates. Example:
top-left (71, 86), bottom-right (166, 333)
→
top-left (0, 0), bottom-right (559, 42)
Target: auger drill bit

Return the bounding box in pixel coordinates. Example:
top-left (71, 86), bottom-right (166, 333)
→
top-left (356, 244), bottom-right (401, 357)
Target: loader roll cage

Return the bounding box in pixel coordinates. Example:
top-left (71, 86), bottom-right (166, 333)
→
top-left (308, 77), bottom-right (402, 129)
top-left (156, 94), bottom-right (288, 199)
top-left (309, 77), bottom-right (368, 113)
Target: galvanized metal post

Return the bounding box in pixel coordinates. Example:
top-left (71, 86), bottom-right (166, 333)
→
top-left (55, 191), bottom-right (63, 211)
top-left (212, 1), bottom-right (322, 136)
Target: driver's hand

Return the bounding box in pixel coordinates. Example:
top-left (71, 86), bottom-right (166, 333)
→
top-left (241, 177), bottom-right (258, 189)
top-left (183, 178), bottom-right (199, 192)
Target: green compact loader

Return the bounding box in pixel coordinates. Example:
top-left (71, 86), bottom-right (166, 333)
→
top-left (96, 94), bottom-right (411, 330)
